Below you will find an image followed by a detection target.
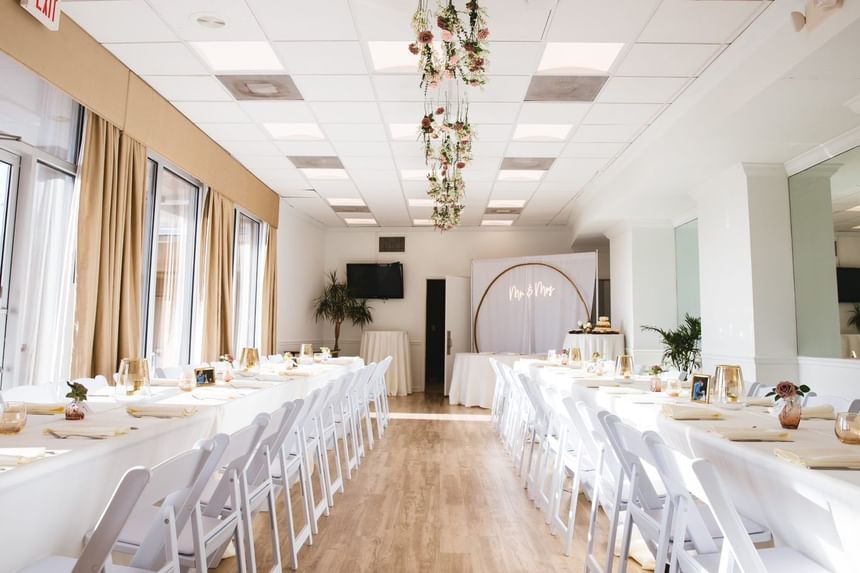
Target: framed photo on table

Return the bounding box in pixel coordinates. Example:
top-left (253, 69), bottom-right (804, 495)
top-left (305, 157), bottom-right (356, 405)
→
top-left (195, 367), bottom-right (215, 386)
top-left (690, 373), bottom-right (711, 403)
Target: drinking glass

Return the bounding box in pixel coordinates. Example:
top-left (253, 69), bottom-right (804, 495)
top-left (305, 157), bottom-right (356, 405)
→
top-left (712, 364), bottom-right (745, 409)
top-left (615, 355), bottom-right (634, 380)
top-left (0, 402), bottom-right (27, 434)
top-left (835, 412), bottom-right (860, 444)
top-left (116, 357), bottom-right (152, 403)
top-left (240, 347), bottom-right (260, 370)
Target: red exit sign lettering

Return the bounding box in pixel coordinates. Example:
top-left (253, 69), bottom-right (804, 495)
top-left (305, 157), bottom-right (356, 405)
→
top-left (20, 0), bottom-right (62, 31)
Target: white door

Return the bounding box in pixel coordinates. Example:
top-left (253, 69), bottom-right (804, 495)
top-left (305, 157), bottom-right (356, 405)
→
top-left (444, 275), bottom-right (470, 395)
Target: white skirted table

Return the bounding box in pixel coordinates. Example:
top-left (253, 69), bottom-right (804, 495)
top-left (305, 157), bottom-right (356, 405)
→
top-left (448, 353), bottom-right (542, 408)
top-left (562, 332), bottom-right (625, 360)
top-left (360, 330), bottom-right (412, 396)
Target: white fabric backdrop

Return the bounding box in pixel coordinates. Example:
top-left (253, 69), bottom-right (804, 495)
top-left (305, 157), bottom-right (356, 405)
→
top-left (471, 253), bottom-right (596, 354)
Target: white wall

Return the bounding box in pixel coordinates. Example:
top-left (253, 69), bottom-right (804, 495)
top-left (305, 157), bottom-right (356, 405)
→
top-left (276, 201), bottom-right (325, 352)
top-left (674, 220), bottom-right (700, 323)
top-left (321, 227), bottom-right (572, 391)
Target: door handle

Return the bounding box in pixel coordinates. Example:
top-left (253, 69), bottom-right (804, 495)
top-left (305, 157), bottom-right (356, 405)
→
top-left (447, 331), bottom-right (453, 356)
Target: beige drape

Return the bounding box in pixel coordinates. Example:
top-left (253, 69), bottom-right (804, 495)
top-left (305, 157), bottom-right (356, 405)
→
top-left (261, 225), bottom-right (278, 355)
top-left (72, 111), bottom-right (146, 378)
top-left (199, 190), bottom-right (235, 360)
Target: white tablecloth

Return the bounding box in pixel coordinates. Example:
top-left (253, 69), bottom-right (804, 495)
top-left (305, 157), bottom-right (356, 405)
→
top-left (0, 358), bottom-right (363, 573)
top-left (448, 353), bottom-right (542, 408)
top-left (562, 333), bottom-right (625, 360)
top-left (359, 330), bottom-right (411, 396)
top-left (533, 365), bottom-right (860, 572)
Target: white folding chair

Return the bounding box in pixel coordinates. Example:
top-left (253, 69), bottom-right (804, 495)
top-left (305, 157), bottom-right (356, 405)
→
top-left (21, 467), bottom-right (179, 573)
top-left (649, 440), bottom-right (827, 572)
top-left (367, 357), bottom-right (392, 439)
top-left (317, 377), bottom-right (348, 507)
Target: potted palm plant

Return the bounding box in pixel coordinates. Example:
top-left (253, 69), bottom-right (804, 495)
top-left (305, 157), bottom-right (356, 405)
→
top-left (848, 304), bottom-right (860, 333)
top-left (313, 271), bottom-right (373, 357)
top-left (640, 314), bottom-right (702, 380)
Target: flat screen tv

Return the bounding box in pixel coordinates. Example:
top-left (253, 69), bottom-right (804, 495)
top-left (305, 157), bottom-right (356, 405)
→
top-left (837, 267), bottom-right (860, 303)
top-left (347, 263), bottom-right (404, 299)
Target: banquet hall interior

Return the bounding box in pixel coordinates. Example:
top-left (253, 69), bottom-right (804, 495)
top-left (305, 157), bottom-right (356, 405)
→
top-left (2, 0), bottom-right (860, 572)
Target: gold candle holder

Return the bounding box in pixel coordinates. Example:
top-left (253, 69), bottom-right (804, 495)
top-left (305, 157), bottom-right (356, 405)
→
top-left (300, 344), bottom-right (314, 359)
top-left (240, 348), bottom-right (260, 370)
top-left (117, 357), bottom-right (150, 398)
top-left (569, 347), bottom-right (582, 363)
top-left (713, 364), bottom-right (745, 407)
top-left (615, 354), bottom-right (634, 379)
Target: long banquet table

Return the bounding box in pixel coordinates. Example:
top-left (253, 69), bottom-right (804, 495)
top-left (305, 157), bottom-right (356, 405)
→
top-left (528, 363), bottom-right (860, 572)
top-left (0, 358), bottom-right (363, 573)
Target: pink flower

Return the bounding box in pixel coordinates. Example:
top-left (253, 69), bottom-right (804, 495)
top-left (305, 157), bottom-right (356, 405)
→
top-left (429, 80), bottom-right (439, 89)
top-left (408, 42), bottom-right (420, 55)
top-left (435, 106), bottom-right (445, 115)
top-left (477, 28), bottom-right (490, 41)
top-left (456, 161), bottom-right (466, 169)
top-left (441, 30), bottom-right (453, 42)
top-left (421, 116), bottom-right (433, 129)
top-left (448, 54), bottom-right (460, 65)
top-left (418, 30), bottom-right (433, 45)
top-left (437, 15), bottom-right (448, 30)
top-left (775, 381), bottom-right (797, 398)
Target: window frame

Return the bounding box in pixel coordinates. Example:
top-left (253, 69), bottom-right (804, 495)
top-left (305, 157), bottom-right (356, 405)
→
top-left (141, 153), bottom-right (204, 367)
top-left (232, 207), bottom-right (264, 352)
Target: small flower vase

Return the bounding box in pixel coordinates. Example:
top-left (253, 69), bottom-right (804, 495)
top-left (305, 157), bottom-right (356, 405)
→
top-left (65, 400), bottom-right (85, 421)
top-left (650, 376), bottom-right (662, 393)
top-left (778, 395), bottom-right (802, 429)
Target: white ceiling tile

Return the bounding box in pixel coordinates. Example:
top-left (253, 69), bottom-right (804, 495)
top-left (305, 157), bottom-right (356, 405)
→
top-left (466, 76), bottom-right (531, 103)
top-left (254, 168), bottom-right (310, 188)
top-left (485, 42), bottom-right (545, 75)
top-left (333, 141), bottom-right (392, 157)
top-left (474, 124), bottom-right (514, 141)
top-left (372, 76), bottom-right (426, 102)
top-left (235, 155), bottom-right (296, 169)
top-left (146, 0), bottom-right (266, 41)
top-left (105, 43), bottom-right (208, 76)
top-left (174, 102), bottom-right (251, 123)
top-left (310, 102), bottom-right (382, 123)
top-left (390, 141), bottom-right (425, 158)
top-left (468, 103), bottom-right (521, 124)
top-left (471, 141), bottom-right (509, 156)
top-left (469, 156), bottom-right (503, 172)
top-left (379, 102), bottom-right (421, 123)
top-left (596, 77), bottom-right (690, 104)
top-left (286, 197), bottom-right (344, 225)
top-left (322, 123), bottom-right (388, 142)
top-left (394, 156), bottom-right (428, 170)
top-left (310, 180), bottom-right (359, 195)
top-left (62, 0), bottom-right (177, 43)
top-left (548, 0), bottom-right (661, 43)
top-left (275, 141), bottom-right (337, 156)
top-left (639, 0), bottom-right (761, 44)
top-left (349, 169), bottom-right (402, 188)
top-left (487, 2), bottom-right (553, 41)
top-left (401, 181), bottom-right (430, 196)
top-left (199, 122), bottom-right (268, 141)
top-left (247, 0), bottom-right (358, 41)
top-left (294, 76), bottom-right (376, 101)
top-left (492, 181), bottom-right (540, 194)
top-left (537, 181), bottom-right (581, 193)
top-left (616, 43), bottom-right (722, 77)
top-left (341, 156), bottom-right (396, 171)
top-left (572, 124), bottom-right (643, 142)
top-left (274, 42), bottom-right (368, 75)
top-left (505, 142), bottom-right (566, 157)
top-left (143, 76), bottom-right (233, 102)
top-left (349, 0), bottom-right (415, 40)
top-left (240, 101), bottom-right (316, 123)
top-left (220, 140), bottom-right (282, 156)
top-left (517, 102), bottom-right (590, 124)
top-left (562, 141), bottom-right (627, 158)
top-left (584, 103), bottom-right (663, 125)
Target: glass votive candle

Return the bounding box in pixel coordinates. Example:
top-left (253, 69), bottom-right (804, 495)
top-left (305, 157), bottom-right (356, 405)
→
top-left (0, 402), bottom-right (27, 434)
top-left (835, 412), bottom-right (860, 445)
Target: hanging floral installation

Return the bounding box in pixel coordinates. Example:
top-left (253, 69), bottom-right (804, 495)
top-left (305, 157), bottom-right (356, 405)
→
top-left (410, 0), bottom-right (489, 230)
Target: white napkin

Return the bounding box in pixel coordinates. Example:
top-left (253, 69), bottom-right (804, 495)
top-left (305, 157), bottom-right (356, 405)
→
top-left (774, 448), bottom-right (860, 469)
top-left (44, 425), bottom-right (130, 438)
top-left (284, 370), bottom-right (313, 378)
top-left (599, 386), bottom-right (645, 395)
top-left (746, 397), bottom-right (774, 407)
top-left (149, 378), bottom-right (184, 387)
top-left (24, 403), bottom-right (65, 415)
top-left (765, 404), bottom-right (836, 420)
top-left (231, 379), bottom-right (278, 389)
top-left (661, 404), bottom-right (723, 421)
top-left (325, 357), bottom-right (356, 365)
top-left (711, 427), bottom-right (793, 442)
top-left (0, 447), bottom-right (47, 466)
top-left (191, 388), bottom-right (239, 401)
top-left (126, 404), bottom-right (197, 418)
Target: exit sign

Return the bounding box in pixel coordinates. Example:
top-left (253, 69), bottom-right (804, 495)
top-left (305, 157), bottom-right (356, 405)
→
top-left (20, 0), bottom-right (61, 31)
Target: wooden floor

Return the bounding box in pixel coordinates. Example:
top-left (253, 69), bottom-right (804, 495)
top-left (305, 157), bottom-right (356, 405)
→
top-left (217, 392), bottom-right (644, 572)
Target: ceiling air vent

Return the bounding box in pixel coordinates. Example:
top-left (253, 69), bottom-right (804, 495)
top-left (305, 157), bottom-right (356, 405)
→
top-left (379, 236), bottom-right (405, 253)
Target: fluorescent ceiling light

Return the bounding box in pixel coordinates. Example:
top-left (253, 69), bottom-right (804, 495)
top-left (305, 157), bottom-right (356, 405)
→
top-left (408, 198), bottom-right (434, 207)
top-left (390, 123), bottom-right (419, 140)
top-left (300, 168), bottom-right (349, 180)
top-left (264, 123), bottom-right (324, 140)
top-left (368, 41), bottom-right (420, 72)
top-left (413, 219), bottom-right (433, 226)
top-left (482, 219), bottom-right (514, 226)
top-left (190, 41), bottom-right (283, 72)
top-left (848, 205), bottom-right (860, 212)
top-left (538, 42), bottom-right (624, 76)
top-left (513, 124), bottom-right (573, 142)
top-left (327, 198), bottom-right (365, 206)
top-left (488, 199), bottom-right (526, 208)
top-left (344, 217), bottom-right (377, 225)
top-left (497, 170), bottom-right (544, 181)
top-left (401, 169), bottom-right (428, 181)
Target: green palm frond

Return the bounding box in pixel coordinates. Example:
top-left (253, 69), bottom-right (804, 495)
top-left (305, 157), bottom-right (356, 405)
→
top-left (641, 314), bottom-right (702, 372)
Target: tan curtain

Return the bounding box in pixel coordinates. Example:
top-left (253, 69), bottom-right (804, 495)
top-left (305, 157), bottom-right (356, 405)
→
top-left (261, 225), bottom-right (278, 355)
top-left (72, 111), bottom-right (146, 378)
top-left (199, 190), bottom-right (235, 360)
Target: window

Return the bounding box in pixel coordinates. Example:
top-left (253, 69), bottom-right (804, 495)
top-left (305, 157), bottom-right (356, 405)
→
top-left (143, 159), bottom-right (201, 369)
top-left (233, 211), bottom-right (262, 351)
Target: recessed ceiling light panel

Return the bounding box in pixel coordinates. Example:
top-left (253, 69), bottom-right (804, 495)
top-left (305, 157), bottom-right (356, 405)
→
top-left (538, 43), bottom-right (624, 76)
top-left (525, 76), bottom-right (607, 102)
top-left (344, 217), bottom-right (377, 225)
top-left (216, 74), bottom-right (301, 100)
top-left (191, 41), bottom-right (283, 72)
top-left (481, 219), bottom-right (514, 226)
top-left (413, 219), bottom-right (433, 226)
top-left (327, 198), bottom-right (366, 207)
top-left (498, 170), bottom-right (544, 182)
top-left (300, 168), bottom-right (349, 180)
top-left (488, 199), bottom-right (526, 208)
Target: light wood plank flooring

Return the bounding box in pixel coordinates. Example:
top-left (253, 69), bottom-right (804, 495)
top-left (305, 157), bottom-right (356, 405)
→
top-left (216, 393), bottom-right (645, 572)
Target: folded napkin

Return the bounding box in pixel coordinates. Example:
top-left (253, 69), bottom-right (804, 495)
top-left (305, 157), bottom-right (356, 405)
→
top-left (711, 428), bottom-right (793, 442)
top-left (191, 388), bottom-right (239, 401)
top-left (599, 386), bottom-right (645, 395)
top-left (746, 397), bottom-right (774, 407)
top-left (24, 403), bottom-right (65, 415)
top-left (661, 404), bottom-right (723, 421)
top-left (774, 448), bottom-right (860, 469)
top-left (0, 447), bottom-right (47, 466)
top-left (283, 370), bottom-right (313, 378)
top-left (149, 377), bottom-right (184, 387)
top-left (126, 404), bottom-right (197, 418)
top-left (765, 403), bottom-right (836, 420)
top-left (325, 357), bottom-right (356, 365)
top-left (231, 379), bottom-right (278, 389)
top-left (44, 425), bottom-right (130, 439)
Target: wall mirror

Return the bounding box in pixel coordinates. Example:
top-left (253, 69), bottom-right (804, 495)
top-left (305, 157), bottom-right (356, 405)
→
top-left (790, 145), bottom-right (860, 359)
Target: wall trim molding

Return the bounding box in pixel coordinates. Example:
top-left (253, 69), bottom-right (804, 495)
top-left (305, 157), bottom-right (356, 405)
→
top-left (798, 355), bottom-right (860, 371)
top-left (785, 125), bottom-right (860, 176)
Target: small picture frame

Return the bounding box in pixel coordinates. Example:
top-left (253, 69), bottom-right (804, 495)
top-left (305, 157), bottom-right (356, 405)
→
top-left (195, 367), bottom-right (216, 386)
top-left (690, 373), bottom-right (711, 403)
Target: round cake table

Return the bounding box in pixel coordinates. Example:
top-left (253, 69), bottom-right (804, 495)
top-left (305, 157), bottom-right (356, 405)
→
top-left (359, 330), bottom-right (412, 396)
top-left (562, 332), bottom-right (626, 361)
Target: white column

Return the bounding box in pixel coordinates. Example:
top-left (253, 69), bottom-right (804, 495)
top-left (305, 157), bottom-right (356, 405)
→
top-left (608, 224), bottom-right (677, 368)
top-left (694, 163), bottom-right (798, 382)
